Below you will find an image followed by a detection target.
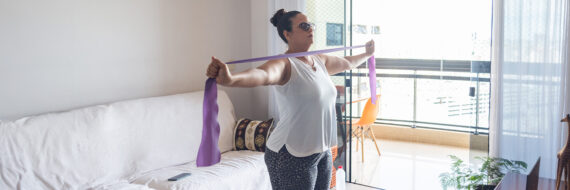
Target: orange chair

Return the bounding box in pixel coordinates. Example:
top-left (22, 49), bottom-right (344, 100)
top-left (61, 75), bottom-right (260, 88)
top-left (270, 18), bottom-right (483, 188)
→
top-left (349, 95), bottom-right (382, 162)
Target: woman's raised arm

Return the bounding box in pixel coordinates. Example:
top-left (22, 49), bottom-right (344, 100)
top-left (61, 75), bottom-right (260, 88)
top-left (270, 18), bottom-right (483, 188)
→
top-left (206, 57), bottom-right (289, 87)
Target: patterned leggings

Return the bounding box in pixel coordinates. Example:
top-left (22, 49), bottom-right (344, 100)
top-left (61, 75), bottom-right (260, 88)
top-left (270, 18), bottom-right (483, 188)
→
top-left (264, 145), bottom-right (332, 190)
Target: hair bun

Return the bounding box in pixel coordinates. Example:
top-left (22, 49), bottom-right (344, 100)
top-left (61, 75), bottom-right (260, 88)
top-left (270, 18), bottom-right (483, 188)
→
top-left (270, 9), bottom-right (286, 27)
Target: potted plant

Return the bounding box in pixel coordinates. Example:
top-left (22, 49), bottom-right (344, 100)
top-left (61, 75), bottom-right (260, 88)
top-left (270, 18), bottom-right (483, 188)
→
top-left (439, 155), bottom-right (527, 190)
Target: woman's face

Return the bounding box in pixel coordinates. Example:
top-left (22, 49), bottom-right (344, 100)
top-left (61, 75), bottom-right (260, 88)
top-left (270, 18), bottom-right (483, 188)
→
top-left (284, 13), bottom-right (314, 48)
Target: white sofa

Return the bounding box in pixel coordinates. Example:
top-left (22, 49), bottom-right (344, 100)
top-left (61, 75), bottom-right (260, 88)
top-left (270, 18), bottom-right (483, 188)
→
top-left (0, 90), bottom-right (271, 189)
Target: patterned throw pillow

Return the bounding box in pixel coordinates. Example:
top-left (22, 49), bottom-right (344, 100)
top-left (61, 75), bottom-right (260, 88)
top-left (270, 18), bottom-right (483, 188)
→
top-left (233, 118), bottom-right (275, 152)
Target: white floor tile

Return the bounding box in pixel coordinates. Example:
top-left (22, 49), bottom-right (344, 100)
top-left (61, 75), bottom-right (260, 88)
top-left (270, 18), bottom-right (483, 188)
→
top-left (346, 138), bottom-right (487, 190)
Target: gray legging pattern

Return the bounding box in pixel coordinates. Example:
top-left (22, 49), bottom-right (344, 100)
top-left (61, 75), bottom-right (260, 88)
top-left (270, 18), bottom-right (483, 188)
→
top-left (264, 146), bottom-right (332, 190)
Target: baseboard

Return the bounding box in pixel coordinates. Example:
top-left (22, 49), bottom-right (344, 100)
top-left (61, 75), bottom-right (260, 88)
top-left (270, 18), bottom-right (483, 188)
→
top-left (367, 124), bottom-right (488, 150)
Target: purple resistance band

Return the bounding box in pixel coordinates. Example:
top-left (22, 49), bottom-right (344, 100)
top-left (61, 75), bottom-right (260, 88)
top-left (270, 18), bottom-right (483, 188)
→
top-left (197, 45), bottom-right (376, 167)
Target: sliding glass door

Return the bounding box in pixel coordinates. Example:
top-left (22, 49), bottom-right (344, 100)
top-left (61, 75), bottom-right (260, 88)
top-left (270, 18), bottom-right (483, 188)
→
top-left (344, 0), bottom-right (492, 189)
top-left (307, 0), bottom-right (492, 188)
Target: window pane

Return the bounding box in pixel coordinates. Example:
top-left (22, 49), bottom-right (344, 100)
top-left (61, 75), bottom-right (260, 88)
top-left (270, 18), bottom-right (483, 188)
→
top-left (349, 0), bottom-right (492, 132)
top-left (415, 79), bottom-right (476, 126)
top-left (352, 0), bottom-right (492, 61)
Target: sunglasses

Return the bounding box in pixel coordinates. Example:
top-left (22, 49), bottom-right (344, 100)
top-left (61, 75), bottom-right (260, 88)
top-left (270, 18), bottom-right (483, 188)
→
top-left (298, 22), bottom-right (316, 32)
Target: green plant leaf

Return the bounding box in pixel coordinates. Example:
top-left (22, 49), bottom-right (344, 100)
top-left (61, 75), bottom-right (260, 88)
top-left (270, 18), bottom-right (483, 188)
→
top-left (440, 155), bottom-right (529, 189)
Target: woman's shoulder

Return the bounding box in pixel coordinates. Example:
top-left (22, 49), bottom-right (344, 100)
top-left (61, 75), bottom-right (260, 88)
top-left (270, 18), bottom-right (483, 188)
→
top-left (313, 54), bottom-right (328, 63)
top-left (259, 58), bottom-right (289, 69)
top-left (257, 58), bottom-right (293, 86)
top-left (312, 54), bottom-right (329, 67)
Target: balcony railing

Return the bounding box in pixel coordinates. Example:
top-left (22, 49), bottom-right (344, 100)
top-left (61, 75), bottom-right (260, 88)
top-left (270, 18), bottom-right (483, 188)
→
top-left (333, 58), bottom-right (491, 135)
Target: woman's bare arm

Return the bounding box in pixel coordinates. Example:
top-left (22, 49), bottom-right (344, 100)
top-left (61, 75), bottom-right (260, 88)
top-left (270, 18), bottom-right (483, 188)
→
top-left (318, 40), bottom-right (375, 75)
top-left (206, 57), bottom-right (289, 87)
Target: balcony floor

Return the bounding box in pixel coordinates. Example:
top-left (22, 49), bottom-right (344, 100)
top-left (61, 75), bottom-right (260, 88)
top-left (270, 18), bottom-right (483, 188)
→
top-left (347, 137), bottom-right (487, 190)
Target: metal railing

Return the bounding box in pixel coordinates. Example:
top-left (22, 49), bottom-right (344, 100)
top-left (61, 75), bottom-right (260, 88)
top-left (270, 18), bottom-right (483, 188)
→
top-left (334, 58), bottom-right (491, 135)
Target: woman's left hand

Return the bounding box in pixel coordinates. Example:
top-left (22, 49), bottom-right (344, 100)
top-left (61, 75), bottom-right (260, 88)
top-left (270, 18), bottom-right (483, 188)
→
top-left (365, 40), bottom-right (375, 56)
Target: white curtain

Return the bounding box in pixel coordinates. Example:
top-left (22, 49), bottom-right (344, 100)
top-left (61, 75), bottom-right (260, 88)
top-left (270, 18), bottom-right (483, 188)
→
top-left (490, 0), bottom-right (570, 179)
top-left (267, 0), bottom-right (305, 123)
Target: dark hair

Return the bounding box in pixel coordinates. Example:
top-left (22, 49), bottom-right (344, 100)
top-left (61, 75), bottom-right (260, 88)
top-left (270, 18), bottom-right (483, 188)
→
top-left (270, 9), bottom-right (301, 43)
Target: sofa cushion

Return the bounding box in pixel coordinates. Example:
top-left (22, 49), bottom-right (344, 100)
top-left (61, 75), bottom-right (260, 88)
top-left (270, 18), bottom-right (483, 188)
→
top-left (0, 105), bottom-right (121, 189)
top-left (0, 90), bottom-right (236, 189)
top-left (130, 151), bottom-right (271, 190)
top-left (233, 118), bottom-right (274, 152)
top-left (106, 90), bottom-right (237, 176)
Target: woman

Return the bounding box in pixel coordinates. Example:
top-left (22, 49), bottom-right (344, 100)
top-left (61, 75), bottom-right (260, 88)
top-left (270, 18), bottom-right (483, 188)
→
top-left (206, 9), bottom-right (374, 190)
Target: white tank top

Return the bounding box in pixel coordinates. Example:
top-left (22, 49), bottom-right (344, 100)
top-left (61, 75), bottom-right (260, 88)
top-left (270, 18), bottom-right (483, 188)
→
top-left (266, 55), bottom-right (338, 157)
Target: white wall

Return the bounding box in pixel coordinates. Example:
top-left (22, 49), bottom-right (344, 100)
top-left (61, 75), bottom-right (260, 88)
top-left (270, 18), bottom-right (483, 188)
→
top-left (0, 0), bottom-right (254, 120)
top-left (247, 0), bottom-right (271, 120)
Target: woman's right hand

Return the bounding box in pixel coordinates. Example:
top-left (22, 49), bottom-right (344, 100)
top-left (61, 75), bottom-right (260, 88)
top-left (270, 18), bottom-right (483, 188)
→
top-left (206, 56), bottom-right (233, 86)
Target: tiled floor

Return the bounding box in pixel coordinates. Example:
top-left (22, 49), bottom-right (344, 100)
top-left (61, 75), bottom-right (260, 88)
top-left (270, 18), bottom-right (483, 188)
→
top-left (346, 138), bottom-right (487, 190)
